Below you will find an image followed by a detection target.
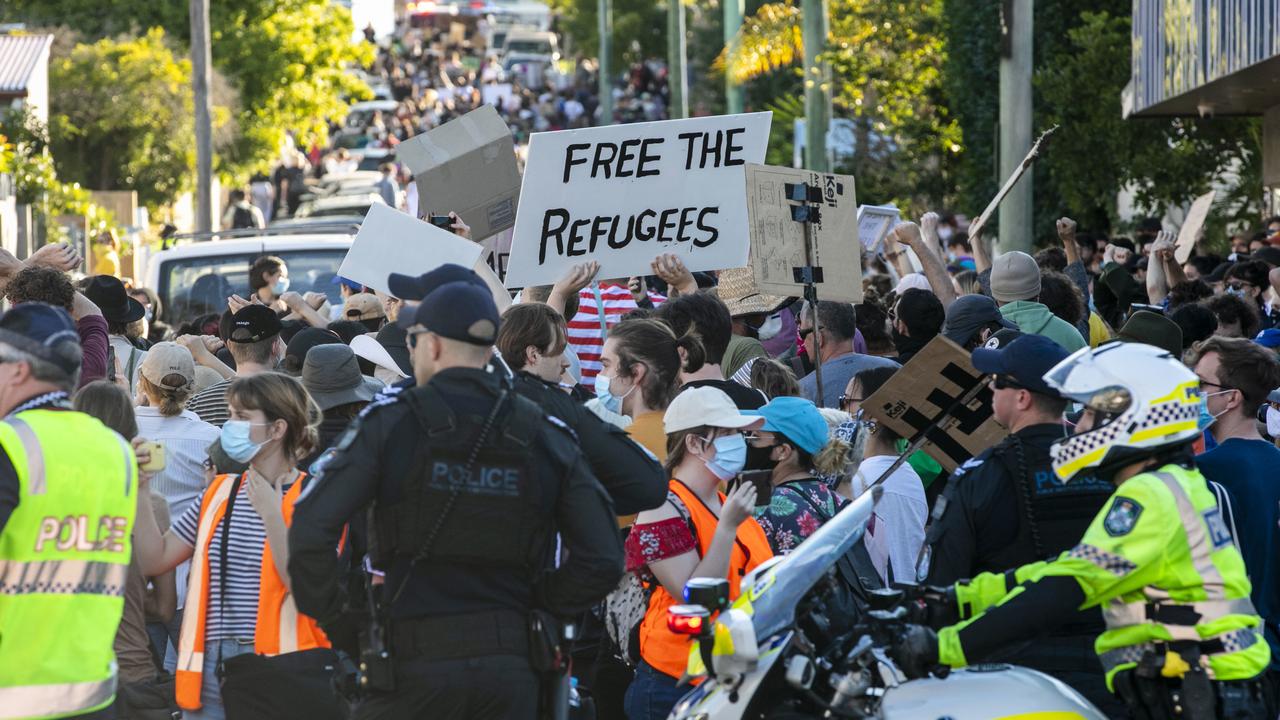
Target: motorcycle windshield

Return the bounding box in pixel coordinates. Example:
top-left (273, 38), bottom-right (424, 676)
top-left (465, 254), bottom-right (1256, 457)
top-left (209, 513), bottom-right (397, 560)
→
top-left (745, 486), bottom-right (879, 640)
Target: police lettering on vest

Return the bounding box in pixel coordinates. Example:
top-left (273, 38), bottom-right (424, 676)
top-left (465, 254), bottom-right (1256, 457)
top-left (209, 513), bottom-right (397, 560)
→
top-left (34, 515), bottom-right (130, 553)
top-left (429, 461), bottom-right (523, 497)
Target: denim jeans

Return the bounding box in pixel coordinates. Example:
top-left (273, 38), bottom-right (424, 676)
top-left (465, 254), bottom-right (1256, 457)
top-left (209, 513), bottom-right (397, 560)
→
top-left (180, 636), bottom-right (255, 720)
top-left (623, 661), bottom-right (689, 720)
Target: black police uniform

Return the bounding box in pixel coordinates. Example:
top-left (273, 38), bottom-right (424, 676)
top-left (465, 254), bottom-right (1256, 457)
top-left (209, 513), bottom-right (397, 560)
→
top-left (512, 371), bottom-right (666, 516)
top-left (288, 367), bottom-right (625, 720)
top-left (921, 423), bottom-right (1122, 716)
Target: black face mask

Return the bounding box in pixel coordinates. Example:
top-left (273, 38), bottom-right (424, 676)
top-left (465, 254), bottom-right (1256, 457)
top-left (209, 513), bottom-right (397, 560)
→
top-left (744, 443), bottom-right (778, 472)
top-left (891, 327), bottom-right (929, 358)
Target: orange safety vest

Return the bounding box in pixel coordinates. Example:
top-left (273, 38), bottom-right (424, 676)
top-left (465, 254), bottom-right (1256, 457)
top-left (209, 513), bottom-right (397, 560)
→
top-left (637, 479), bottom-right (773, 679)
top-left (175, 472), bottom-right (332, 710)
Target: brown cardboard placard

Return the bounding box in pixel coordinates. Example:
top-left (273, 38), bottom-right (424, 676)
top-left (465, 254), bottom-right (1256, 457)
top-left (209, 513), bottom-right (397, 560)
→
top-left (862, 335), bottom-right (1008, 472)
top-left (745, 164), bottom-right (862, 302)
top-left (397, 104), bottom-right (521, 241)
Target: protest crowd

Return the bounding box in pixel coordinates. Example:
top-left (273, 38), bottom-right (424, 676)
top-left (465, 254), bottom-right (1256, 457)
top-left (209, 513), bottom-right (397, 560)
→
top-left (4, 31), bottom-right (1280, 720)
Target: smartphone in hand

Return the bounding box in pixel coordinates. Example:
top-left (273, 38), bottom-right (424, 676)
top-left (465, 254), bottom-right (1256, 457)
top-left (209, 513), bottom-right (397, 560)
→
top-left (727, 469), bottom-right (774, 508)
top-left (137, 441), bottom-right (167, 473)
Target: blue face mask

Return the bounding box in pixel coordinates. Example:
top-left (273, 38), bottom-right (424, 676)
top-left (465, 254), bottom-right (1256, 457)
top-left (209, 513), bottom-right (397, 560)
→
top-left (272, 277), bottom-right (291, 295)
top-left (1226, 286), bottom-right (1245, 298)
top-left (221, 420), bottom-right (266, 463)
top-left (594, 373), bottom-right (633, 415)
top-left (703, 434), bottom-right (748, 482)
top-left (1198, 389), bottom-right (1233, 431)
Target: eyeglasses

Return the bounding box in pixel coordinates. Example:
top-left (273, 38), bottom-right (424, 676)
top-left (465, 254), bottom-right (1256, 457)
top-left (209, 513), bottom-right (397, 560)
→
top-left (405, 328), bottom-right (430, 349)
top-left (1227, 281), bottom-right (1254, 292)
top-left (992, 375), bottom-right (1027, 391)
top-left (202, 458), bottom-right (215, 472)
top-left (1197, 376), bottom-right (1238, 393)
top-left (838, 394), bottom-right (863, 409)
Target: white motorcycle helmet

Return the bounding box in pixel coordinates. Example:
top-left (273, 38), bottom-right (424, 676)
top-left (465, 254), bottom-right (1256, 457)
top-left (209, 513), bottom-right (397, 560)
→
top-left (1044, 341), bottom-right (1201, 482)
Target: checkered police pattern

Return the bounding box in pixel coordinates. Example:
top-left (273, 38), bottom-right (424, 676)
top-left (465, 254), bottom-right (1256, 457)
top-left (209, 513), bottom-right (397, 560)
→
top-left (1067, 543), bottom-right (1137, 575)
top-left (0, 559), bottom-right (126, 597)
top-left (1053, 397), bottom-right (1199, 472)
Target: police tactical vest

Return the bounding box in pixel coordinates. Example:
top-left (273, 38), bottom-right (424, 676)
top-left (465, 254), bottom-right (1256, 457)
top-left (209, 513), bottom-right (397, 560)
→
top-left (996, 434), bottom-right (1112, 564)
top-left (372, 384), bottom-right (549, 572)
top-left (0, 409), bottom-right (138, 717)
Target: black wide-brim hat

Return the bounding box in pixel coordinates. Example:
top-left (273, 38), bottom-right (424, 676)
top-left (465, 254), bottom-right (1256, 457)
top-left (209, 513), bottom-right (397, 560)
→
top-left (83, 275), bottom-right (145, 324)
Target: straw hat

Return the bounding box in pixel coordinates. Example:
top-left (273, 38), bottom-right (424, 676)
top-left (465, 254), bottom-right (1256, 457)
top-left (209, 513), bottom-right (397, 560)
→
top-left (715, 267), bottom-right (789, 317)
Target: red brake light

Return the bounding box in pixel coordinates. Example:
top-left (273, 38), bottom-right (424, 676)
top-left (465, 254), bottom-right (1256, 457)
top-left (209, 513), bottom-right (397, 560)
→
top-left (667, 605), bottom-right (710, 635)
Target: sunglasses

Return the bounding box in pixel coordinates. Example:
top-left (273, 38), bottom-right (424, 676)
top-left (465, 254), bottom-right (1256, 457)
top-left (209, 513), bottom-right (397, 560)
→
top-left (992, 375), bottom-right (1028, 391)
top-left (1227, 281), bottom-right (1254, 291)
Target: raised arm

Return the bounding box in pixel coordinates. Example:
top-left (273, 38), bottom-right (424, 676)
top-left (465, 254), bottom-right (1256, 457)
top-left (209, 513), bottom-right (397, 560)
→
top-left (896, 218), bottom-right (958, 308)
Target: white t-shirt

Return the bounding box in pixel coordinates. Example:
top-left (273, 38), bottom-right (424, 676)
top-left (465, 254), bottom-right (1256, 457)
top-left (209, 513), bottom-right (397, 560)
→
top-left (851, 455), bottom-right (928, 586)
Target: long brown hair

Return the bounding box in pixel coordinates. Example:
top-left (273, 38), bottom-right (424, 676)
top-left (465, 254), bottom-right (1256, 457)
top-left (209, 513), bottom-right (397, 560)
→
top-left (610, 319), bottom-right (705, 410)
top-left (226, 372), bottom-right (322, 461)
top-left (74, 381), bottom-right (139, 440)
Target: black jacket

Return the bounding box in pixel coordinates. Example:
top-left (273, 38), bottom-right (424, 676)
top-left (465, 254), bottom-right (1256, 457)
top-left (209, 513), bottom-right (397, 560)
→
top-left (512, 372), bottom-right (667, 516)
top-left (287, 368), bottom-right (625, 626)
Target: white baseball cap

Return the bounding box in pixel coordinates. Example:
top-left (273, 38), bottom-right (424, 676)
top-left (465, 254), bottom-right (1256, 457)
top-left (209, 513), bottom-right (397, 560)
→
top-left (664, 386), bottom-right (766, 434)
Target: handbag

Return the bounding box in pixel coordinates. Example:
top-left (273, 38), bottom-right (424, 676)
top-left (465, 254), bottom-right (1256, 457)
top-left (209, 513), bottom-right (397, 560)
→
top-left (214, 473), bottom-right (349, 720)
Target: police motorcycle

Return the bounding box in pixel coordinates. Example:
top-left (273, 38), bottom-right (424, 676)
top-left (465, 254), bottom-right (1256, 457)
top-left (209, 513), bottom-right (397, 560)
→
top-left (664, 484), bottom-right (1107, 720)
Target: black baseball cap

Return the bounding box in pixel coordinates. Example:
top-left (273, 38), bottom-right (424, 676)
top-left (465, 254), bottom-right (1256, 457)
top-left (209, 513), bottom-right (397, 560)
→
top-left (228, 305), bottom-right (283, 344)
top-left (397, 280), bottom-right (500, 346)
top-left (981, 327), bottom-right (1024, 350)
top-left (0, 303), bottom-right (83, 377)
top-left (387, 264), bottom-right (487, 301)
top-left (971, 333), bottom-right (1070, 397)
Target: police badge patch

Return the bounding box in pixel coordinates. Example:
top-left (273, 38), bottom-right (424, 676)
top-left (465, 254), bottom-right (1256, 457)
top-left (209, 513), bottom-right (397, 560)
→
top-left (1103, 497), bottom-right (1143, 537)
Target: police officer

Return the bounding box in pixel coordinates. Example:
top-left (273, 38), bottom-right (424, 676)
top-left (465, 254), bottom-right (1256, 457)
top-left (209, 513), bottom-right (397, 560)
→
top-left (288, 272), bottom-right (625, 719)
top-left (0, 303), bottom-right (138, 718)
top-left (920, 333), bottom-right (1117, 712)
top-left (899, 342), bottom-right (1275, 719)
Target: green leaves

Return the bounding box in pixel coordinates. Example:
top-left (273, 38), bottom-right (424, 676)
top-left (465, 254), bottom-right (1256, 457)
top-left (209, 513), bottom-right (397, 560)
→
top-left (48, 28), bottom-right (195, 210)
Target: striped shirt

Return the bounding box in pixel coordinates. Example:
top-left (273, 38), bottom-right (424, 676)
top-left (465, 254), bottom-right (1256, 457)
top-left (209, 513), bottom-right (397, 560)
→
top-left (567, 283), bottom-right (665, 380)
top-left (135, 407), bottom-right (221, 609)
top-left (173, 478), bottom-right (293, 640)
top-left (186, 378), bottom-right (233, 427)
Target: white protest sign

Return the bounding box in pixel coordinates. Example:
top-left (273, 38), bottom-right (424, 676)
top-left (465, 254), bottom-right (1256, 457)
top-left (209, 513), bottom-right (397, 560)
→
top-left (857, 205), bottom-right (900, 254)
top-left (504, 112), bottom-right (772, 288)
top-left (745, 164), bottom-right (861, 302)
top-left (338, 204), bottom-right (484, 295)
top-left (481, 83), bottom-right (515, 109)
top-left (1175, 190), bottom-right (1215, 264)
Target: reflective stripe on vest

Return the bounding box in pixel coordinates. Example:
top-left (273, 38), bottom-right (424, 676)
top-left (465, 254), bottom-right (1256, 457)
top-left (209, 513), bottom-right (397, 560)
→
top-left (4, 418), bottom-right (45, 494)
top-left (0, 558), bottom-right (128, 596)
top-left (1100, 469), bottom-right (1258, 646)
top-left (0, 675), bottom-right (116, 720)
top-left (1098, 628), bottom-right (1259, 673)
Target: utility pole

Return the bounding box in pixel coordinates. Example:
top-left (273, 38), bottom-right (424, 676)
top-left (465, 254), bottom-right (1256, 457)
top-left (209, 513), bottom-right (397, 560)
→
top-left (997, 0), bottom-right (1032, 253)
top-left (190, 0), bottom-right (214, 232)
top-left (597, 0), bottom-right (613, 125)
top-left (801, 0), bottom-right (829, 171)
top-left (723, 0), bottom-right (744, 114)
top-left (667, 0), bottom-right (688, 119)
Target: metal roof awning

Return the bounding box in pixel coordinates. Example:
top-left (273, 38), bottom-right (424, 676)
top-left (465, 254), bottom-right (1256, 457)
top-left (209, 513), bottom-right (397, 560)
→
top-left (1126, 53), bottom-right (1280, 118)
top-left (0, 34), bottom-right (53, 96)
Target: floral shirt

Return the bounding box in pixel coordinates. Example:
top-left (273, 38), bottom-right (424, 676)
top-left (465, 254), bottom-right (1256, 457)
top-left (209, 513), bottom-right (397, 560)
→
top-left (754, 478), bottom-right (846, 554)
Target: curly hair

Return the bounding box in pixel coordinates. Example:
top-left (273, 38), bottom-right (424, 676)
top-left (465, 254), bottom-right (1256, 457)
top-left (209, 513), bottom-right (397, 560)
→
top-left (6, 266), bottom-right (74, 312)
top-left (1038, 271), bottom-right (1086, 326)
top-left (1166, 280), bottom-right (1213, 312)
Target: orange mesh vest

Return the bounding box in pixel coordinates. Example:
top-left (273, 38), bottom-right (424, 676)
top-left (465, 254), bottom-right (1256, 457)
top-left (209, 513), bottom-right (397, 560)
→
top-left (175, 473), bottom-right (333, 710)
top-left (637, 479), bottom-right (773, 679)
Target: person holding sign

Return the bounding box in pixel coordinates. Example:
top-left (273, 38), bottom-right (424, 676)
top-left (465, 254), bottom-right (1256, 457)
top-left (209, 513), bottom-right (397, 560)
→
top-left (919, 334), bottom-right (1117, 714)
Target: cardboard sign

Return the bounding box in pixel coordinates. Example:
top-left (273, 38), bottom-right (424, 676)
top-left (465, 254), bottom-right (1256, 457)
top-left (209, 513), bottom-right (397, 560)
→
top-left (338, 204), bottom-right (484, 295)
top-left (397, 105), bottom-right (521, 242)
top-left (504, 112), bottom-right (772, 288)
top-left (862, 335), bottom-right (1008, 472)
top-left (745, 164), bottom-right (861, 303)
top-left (480, 228), bottom-right (513, 281)
top-left (857, 204), bottom-right (900, 254)
top-left (1175, 190), bottom-right (1215, 264)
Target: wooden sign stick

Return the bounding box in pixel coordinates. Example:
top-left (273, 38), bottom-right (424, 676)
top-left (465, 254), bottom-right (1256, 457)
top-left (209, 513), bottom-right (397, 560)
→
top-left (966, 125), bottom-right (1059, 243)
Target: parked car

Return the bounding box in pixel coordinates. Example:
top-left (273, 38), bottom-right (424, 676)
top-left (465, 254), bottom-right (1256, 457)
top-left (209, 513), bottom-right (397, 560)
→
top-left (295, 192), bottom-right (387, 219)
top-left (145, 234), bottom-right (355, 324)
top-left (342, 99), bottom-right (400, 134)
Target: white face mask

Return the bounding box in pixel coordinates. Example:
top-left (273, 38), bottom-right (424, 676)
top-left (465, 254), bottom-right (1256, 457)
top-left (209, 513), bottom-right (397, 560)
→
top-left (756, 314), bottom-right (783, 341)
top-left (1267, 406), bottom-right (1280, 438)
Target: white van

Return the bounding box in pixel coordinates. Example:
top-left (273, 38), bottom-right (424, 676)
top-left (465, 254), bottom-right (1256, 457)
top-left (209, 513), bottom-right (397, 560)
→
top-left (145, 234), bottom-right (354, 326)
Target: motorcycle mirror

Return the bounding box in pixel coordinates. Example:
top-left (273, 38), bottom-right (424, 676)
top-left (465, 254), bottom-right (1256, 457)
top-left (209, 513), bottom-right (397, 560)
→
top-left (868, 588), bottom-right (905, 610)
top-left (667, 604), bottom-right (711, 636)
top-left (684, 577), bottom-right (730, 611)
